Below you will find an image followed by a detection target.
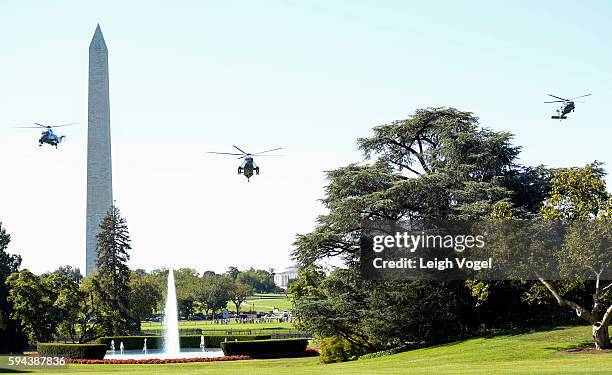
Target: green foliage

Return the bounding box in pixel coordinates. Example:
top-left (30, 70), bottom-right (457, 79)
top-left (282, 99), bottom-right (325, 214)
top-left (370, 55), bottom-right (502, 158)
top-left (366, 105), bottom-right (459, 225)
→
top-left (296, 267), bottom-right (475, 351)
top-left (542, 162), bottom-right (612, 220)
top-left (319, 335), bottom-right (368, 363)
top-left (97, 334), bottom-right (271, 350)
top-left (6, 270), bottom-right (79, 343)
top-left (129, 269), bottom-right (162, 322)
top-left (483, 163), bottom-right (612, 349)
top-left (0, 222), bottom-right (27, 353)
top-left (175, 268), bottom-right (199, 316)
top-left (41, 265), bottom-right (83, 284)
top-left (291, 107), bottom-right (556, 351)
top-left (220, 338), bottom-right (308, 356)
top-left (93, 205), bottom-right (135, 335)
top-left (226, 266), bottom-right (240, 281)
top-left (237, 268), bottom-right (278, 293)
top-left (197, 274), bottom-right (232, 315)
top-left (229, 281), bottom-right (253, 314)
top-left (36, 343), bottom-right (106, 359)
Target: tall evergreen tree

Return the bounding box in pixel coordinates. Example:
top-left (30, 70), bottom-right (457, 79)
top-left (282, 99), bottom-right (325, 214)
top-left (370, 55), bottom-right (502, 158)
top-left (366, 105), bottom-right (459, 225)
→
top-left (94, 205), bottom-right (134, 335)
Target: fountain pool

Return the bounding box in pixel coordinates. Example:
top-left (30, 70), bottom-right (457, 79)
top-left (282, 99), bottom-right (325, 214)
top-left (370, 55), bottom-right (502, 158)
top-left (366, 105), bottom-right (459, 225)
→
top-left (104, 268), bottom-right (225, 360)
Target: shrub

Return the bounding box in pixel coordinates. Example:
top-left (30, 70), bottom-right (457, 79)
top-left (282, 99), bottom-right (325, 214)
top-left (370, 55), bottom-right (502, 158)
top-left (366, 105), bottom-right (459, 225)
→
top-left (221, 338), bottom-right (308, 356)
top-left (37, 343), bottom-right (107, 359)
top-left (97, 335), bottom-right (271, 350)
top-left (318, 336), bottom-right (368, 363)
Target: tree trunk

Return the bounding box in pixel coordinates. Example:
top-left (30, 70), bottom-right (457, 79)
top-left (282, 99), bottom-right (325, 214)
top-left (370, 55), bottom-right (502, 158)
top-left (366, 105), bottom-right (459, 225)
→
top-left (593, 322), bottom-right (611, 350)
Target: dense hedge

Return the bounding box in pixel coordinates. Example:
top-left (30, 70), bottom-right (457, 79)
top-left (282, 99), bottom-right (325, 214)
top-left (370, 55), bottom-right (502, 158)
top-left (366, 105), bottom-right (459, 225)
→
top-left (140, 328), bottom-right (203, 336)
top-left (221, 338), bottom-right (308, 356)
top-left (37, 343), bottom-right (107, 359)
top-left (97, 335), bottom-right (271, 350)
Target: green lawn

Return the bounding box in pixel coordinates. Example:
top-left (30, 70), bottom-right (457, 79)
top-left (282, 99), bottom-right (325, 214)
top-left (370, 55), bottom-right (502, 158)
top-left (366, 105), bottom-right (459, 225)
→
top-left (18, 326), bottom-right (612, 375)
top-left (241, 294), bottom-right (293, 312)
top-left (140, 321), bottom-right (294, 332)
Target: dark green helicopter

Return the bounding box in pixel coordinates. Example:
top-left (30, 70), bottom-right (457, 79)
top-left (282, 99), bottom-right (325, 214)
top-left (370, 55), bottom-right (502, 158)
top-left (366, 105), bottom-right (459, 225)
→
top-left (208, 145), bottom-right (282, 181)
top-left (545, 94), bottom-right (591, 120)
top-left (15, 122), bottom-right (77, 148)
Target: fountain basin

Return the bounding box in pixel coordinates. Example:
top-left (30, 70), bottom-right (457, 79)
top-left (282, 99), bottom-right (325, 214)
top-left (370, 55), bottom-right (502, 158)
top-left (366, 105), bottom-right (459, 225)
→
top-left (105, 348), bottom-right (224, 360)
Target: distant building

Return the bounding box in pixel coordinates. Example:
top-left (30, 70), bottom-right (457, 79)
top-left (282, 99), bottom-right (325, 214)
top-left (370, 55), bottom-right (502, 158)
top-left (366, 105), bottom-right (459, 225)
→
top-left (273, 265), bottom-right (299, 289)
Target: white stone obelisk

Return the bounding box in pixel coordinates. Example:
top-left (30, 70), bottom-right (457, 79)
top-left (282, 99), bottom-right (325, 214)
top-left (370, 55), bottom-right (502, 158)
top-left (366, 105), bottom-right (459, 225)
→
top-left (86, 24), bottom-right (113, 275)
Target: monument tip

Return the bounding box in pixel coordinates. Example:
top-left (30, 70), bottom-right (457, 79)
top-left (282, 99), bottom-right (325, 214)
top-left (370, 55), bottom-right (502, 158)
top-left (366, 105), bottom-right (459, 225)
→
top-left (90, 24), bottom-right (107, 50)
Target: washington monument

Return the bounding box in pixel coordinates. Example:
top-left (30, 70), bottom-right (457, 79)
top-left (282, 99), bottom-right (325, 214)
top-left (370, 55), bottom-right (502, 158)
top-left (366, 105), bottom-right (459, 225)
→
top-left (86, 24), bottom-right (113, 275)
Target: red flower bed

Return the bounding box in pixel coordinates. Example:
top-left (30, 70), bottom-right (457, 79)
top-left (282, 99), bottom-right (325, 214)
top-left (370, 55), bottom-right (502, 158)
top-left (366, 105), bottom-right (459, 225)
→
top-left (251, 349), bottom-right (319, 359)
top-left (66, 355), bottom-right (250, 365)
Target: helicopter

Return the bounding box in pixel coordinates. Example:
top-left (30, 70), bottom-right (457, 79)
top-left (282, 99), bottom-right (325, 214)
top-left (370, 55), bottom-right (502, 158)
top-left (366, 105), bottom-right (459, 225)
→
top-left (208, 145), bottom-right (282, 181)
top-left (15, 122), bottom-right (77, 148)
top-left (545, 94), bottom-right (591, 120)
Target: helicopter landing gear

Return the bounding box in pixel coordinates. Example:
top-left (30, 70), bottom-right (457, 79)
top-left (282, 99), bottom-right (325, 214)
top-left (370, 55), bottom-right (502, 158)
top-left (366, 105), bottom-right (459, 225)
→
top-left (238, 166), bottom-right (243, 175)
top-left (255, 167), bottom-right (260, 175)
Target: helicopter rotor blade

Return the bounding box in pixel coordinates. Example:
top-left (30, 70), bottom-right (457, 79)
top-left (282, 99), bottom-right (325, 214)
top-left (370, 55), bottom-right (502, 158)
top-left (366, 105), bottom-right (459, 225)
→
top-left (253, 147), bottom-right (283, 155)
top-left (570, 94), bottom-right (591, 100)
top-left (232, 145), bottom-right (248, 155)
top-left (48, 123), bottom-right (78, 128)
top-left (547, 94), bottom-right (569, 101)
top-left (33, 122), bottom-right (78, 128)
top-left (207, 151), bottom-right (245, 156)
top-left (544, 100), bottom-right (565, 103)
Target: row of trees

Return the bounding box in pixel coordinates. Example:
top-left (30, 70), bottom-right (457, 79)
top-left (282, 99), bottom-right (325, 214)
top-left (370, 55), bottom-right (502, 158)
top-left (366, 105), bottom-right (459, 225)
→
top-left (290, 107), bottom-right (612, 360)
top-left (138, 266), bottom-right (280, 319)
top-left (0, 206), bottom-right (141, 347)
top-left (0, 203), bottom-right (279, 352)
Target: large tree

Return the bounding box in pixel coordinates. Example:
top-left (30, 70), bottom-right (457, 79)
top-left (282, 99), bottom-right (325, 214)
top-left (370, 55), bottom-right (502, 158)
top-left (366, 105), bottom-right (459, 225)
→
top-left (0, 223), bottom-right (28, 353)
top-left (129, 269), bottom-right (162, 326)
top-left (534, 163), bottom-right (612, 349)
top-left (93, 205), bottom-right (134, 335)
top-left (173, 268), bottom-right (200, 318)
top-left (58, 275), bottom-right (102, 343)
top-left (291, 108), bottom-right (548, 352)
top-left (197, 274), bottom-right (232, 317)
top-left (237, 268), bottom-right (277, 293)
top-left (6, 270), bottom-right (78, 343)
top-left (229, 281), bottom-right (253, 315)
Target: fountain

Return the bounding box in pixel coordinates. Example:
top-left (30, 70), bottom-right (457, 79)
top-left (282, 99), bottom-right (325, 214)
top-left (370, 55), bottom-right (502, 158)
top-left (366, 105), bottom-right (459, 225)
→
top-left (104, 267), bottom-right (224, 360)
top-left (162, 268), bottom-right (180, 355)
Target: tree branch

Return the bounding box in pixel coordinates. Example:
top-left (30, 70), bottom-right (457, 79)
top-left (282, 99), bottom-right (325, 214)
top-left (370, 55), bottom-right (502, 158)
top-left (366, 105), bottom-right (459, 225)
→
top-left (536, 273), bottom-right (596, 323)
top-left (601, 304), bottom-right (612, 328)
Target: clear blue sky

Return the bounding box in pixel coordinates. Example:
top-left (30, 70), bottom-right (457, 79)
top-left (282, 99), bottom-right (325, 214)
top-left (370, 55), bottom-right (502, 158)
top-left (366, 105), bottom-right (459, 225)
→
top-left (1, 1), bottom-right (610, 274)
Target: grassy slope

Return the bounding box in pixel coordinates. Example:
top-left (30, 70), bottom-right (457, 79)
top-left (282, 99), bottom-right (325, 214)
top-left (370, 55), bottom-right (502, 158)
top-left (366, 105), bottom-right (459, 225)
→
top-left (28, 326), bottom-right (612, 375)
top-left (241, 294), bottom-right (293, 312)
